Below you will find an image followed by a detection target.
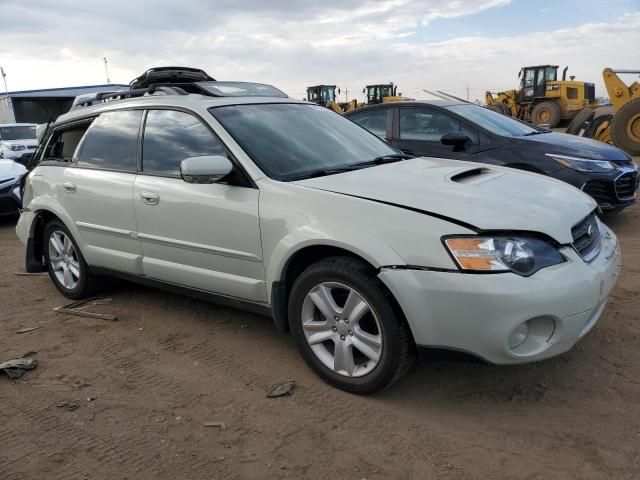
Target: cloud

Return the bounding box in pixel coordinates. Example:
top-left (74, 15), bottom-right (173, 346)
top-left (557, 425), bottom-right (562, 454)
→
top-left (0, 1), bottom-right (638, 102)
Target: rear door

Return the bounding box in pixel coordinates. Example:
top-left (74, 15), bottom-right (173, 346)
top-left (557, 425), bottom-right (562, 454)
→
top-left (391, 106), bottom-right (479, 160)
top-left (133, 109), bottom-right (265, 302)
top-left (57, 110), bottom-right (143, 274)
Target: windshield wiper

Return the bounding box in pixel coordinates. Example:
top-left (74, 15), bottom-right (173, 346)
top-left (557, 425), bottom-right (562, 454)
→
top-left (285, 154), bottom-right (412, 181)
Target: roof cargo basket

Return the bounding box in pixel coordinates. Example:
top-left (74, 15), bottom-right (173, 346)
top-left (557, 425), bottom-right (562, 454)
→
top-left (130, 66), bottom-right (215, 89)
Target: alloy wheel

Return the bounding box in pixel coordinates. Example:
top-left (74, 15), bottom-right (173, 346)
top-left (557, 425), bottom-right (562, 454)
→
top-left (48, 230), bottom-right (80, 289)
top-left (301, 282), bottom-right (383, 377)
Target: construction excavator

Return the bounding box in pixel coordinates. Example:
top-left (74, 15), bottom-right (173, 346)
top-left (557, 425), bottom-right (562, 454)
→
top-left (485, 65), bottom-right (598, 128)
top-left (566, 68), bottom-right (640, 156)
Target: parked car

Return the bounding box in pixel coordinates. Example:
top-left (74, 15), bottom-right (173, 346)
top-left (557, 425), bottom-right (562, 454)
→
top-left (0, 158), bottom-right (27, 216)
top-left (344, 101), bottom-right (638, 214)
top-left (17, 84), bottom-right (620, 393)
top-left (0, 123), bottom-right (38, 164)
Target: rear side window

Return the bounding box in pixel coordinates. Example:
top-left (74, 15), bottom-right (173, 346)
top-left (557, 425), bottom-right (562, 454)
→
top-left (142, 110), bottom-right (228, 176)
top-left (42, 122), bottom-right (93, 163)
top-left (348, 109), bottom-right (389, 138)
top-left (76, 110), bottom-right (142, 172)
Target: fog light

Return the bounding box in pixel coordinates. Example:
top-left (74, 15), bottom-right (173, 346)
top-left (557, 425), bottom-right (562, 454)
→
top-left (508, 322), bottom-right (529, 349)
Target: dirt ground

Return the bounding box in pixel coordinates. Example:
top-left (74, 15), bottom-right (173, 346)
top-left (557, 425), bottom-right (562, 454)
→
top-left (1, 205), bottom-right (639, 480)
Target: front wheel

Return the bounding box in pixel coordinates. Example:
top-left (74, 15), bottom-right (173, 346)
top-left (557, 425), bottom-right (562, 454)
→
top-left (288, 257), bottom-right (414, 393)
top-left (43, 219), bottom-right (104, 299)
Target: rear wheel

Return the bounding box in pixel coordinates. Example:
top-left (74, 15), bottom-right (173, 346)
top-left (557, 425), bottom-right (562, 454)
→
top-left (288, 257), bottom-right (414, 394)
top-left (43, 220), bottom-right (104, 299)
top-left (531, 101), bottom-right (561, 128)
top-left (611, 98), bottom-right (640, 156)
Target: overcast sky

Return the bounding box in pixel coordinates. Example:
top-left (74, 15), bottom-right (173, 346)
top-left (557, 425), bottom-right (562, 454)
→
top-left (1, 0), bottom-right (638, 102)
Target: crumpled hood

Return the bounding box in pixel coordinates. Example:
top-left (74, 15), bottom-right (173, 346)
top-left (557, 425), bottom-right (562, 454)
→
top-left (294, 157), bottom-right (596, 244)
top-left (0, 159), bottom-right (27, 180)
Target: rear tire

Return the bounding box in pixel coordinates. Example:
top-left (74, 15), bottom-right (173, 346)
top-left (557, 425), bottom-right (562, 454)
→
top-left (584, 114), bottom-right (613, 140)
top-left (43, 220), bottom-right (104, 299)
top-left (611, 98), bottom-right (640, 156)
top-left (531, 101), bottom-right (561, 128)
top-left (566, 107), bottom-right (595, 135)
top-left (288, 257), bottom-right (414, 394)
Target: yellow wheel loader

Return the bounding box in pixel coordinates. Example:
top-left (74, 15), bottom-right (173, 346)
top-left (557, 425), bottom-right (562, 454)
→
top-left (363, 83), bottom-right (411, 105)
top-left (305, 85), bottom-right (362, 113)
top-left (568, 69), bottom-right (640, 156)
top-left (485, 65), bottom-right (598, 128)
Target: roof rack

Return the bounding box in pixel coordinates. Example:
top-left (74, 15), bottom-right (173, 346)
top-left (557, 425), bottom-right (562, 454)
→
top-left (70, 84), bottom-right (195, 111)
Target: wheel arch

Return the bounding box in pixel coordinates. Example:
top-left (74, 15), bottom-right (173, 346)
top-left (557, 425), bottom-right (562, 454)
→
top-left (267, 230), bottom-right (405, 333)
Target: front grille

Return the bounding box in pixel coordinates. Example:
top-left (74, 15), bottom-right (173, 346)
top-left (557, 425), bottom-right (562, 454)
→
top-left (614, 172), bottom-right (638, 199)
top-left (585, 83), bottom-right (596, 102)
top-left (582, 180), bottom-right (615, 205)
top-left (571, 213), bottom-right (601, 262)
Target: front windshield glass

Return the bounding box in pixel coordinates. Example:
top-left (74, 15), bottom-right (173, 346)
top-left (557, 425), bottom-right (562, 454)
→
top-left (446, 104), bottom-right (541, 137)
top-left (0, 125), bottom-right (36, 140)
top-left (210, 103), bottom-right (397, 180)
top-left (320, 87), bottom-right (335, 104)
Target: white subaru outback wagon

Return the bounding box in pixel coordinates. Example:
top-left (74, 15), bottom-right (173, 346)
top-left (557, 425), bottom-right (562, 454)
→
top-left (17, 80), bottom-right (620, 393)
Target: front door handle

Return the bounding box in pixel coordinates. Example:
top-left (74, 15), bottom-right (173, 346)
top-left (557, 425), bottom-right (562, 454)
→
top-left (62, 182), bottom-right (77, 193)
top-left (140, 191), bottom-right (160, 205)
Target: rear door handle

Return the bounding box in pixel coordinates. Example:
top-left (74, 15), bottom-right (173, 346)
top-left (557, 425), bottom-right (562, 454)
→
top-left (140, 191), bottom-right (160, 205)
top-left (62, 182), bottom-right (77, 193)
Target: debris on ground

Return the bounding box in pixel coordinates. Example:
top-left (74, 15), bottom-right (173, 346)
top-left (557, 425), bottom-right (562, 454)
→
top-left (54, 297), bottom-right (117, 321)
top-left (0, 357), bottom-right (38, 379)
top-left (204, 421), bottom-right (227, 430)
top-left (86, 395), bottom-right (97, 402)
top-left (56, 401), bottom-right (80, 411)
top-left (16, 326), bottom-right (41, 334)
top-left (266, 381), bottom-right (296, 398)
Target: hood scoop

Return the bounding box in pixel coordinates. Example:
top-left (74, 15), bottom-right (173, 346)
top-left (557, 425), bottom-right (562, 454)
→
top-left (449, 167), bottom-right (498, 184)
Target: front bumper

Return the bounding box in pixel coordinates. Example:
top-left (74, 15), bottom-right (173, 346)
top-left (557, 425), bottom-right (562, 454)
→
top-left (379, 227), bottom-right (620, 364)
top-left (0, 179), bottom-right (22, 216)
top-left (554, 166), bottom-right (638, 211)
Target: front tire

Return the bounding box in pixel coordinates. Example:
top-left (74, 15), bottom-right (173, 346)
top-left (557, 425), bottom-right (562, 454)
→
top-left (43, 219), bottom-right (104, 299)
top-left (288, 257), bottom-right (414, 393)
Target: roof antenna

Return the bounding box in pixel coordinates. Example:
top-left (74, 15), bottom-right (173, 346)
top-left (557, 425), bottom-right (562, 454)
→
top-left (103, 57), bottom-right (111, 84)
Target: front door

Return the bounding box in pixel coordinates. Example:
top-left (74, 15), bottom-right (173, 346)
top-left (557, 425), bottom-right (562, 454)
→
top-left (391, 106), bottom-right (479, 161)
top-left (133, 109), bottom-right (265, 302)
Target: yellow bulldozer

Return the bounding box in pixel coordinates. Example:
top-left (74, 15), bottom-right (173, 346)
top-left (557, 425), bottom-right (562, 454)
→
top-left (485, 65), bottom-right (599, 128)
top-left (567, 68), bottom-right (640, 156)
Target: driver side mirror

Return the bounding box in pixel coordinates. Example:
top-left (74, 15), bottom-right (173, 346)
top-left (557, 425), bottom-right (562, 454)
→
top-left (441, 133), bottom-right (472, 150)
top-left (180, 155), bottom-right (233, 184)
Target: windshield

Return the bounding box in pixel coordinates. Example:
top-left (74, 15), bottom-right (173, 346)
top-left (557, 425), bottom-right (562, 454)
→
top-left (446, 104), bottom-right (541, 137)
top-left (210, 103), bottom-right (397, 180)
top-left (0, 125), bottom-right (37, 141)
top-left (320, 87), bottom-right (335, 104)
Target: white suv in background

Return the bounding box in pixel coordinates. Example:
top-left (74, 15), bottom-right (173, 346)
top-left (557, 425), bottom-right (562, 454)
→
top-left (0, 123), bottom-right (38, 162)
top-left (16, 80), bottom-right (620, 393)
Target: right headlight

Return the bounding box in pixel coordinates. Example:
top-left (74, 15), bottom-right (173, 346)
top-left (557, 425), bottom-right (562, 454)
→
top-left (546, 153), bottom-right (615, 173)
top-left (444, 236), bottom-right (565, 276)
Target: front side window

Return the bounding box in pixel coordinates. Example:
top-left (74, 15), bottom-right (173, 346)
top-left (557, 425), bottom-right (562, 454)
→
top-left (76, 110), bottom-right (142, 172)
top-left (522, 69), bottom-right (535, 88)
top-left (142, 110), bottom-right (227, 176)
top-left (210, 103), bottom-right (397, 180)
top-left (399, 108), bottom-right (477, 142)
top-left (0, 125), bottom-right (36, 140)
top-left (349, 109), bottom-right (389, 138)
